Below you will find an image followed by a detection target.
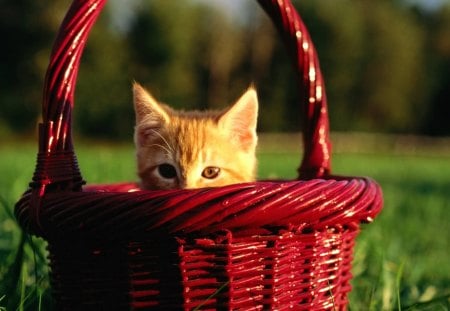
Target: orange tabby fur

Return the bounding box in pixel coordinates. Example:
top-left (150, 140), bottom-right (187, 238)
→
top-left (133, 82), bottom-right (258, 190)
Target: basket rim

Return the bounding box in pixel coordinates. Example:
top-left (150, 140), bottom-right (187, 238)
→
top-left (16, 176), bottom-right (382, 239)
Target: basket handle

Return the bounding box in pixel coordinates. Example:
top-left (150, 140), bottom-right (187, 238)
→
top-left (33, 0), bottom-right (331, 193)
top-left (257, 0), bottom-right (331, 178)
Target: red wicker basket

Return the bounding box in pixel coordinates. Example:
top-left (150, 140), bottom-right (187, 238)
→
top-left (15, 0), bottom-right (383, 310)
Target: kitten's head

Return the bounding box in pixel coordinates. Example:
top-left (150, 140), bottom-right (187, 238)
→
top-left (133, 82), bottom-right (258, 190)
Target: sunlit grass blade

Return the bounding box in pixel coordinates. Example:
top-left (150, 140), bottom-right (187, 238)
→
top-left (19, 261), bottom-right (26, 311)
top-left (193, 281), bottom-right (229, 311)
top-left (0, 295), bottom-right (6, 311)
top-left (396, 261), bottom-right (405, 311)
top-left (402, 293), bottom-right (450, 311)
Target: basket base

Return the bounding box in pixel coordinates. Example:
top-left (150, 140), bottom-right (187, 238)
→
top-left (46, 226), bottom-right (357, 310)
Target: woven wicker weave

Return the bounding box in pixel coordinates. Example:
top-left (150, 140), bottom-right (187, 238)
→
top-left (15, 0), bottom-right (383, 310)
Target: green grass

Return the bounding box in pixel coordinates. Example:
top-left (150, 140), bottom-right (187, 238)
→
top-left (1, 136), bottom-right (449, 310)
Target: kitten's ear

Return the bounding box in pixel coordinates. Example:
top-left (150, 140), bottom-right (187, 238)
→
top-left (133, 82), bottom-right (170, 126)
top-left (219, 87), bottom-right (258, 152)
top-left (133, 82), bottom-right (171, 146)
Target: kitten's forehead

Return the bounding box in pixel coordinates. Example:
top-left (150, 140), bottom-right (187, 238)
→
top-left (170, 116), bottom-right (216, 164)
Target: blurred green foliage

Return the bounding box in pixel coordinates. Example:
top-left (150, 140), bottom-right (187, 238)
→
top-left (1, 0), bottom-right (449, 140)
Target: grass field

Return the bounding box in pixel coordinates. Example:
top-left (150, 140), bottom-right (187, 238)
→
top-left (1, 134), bottom-right (449, 310)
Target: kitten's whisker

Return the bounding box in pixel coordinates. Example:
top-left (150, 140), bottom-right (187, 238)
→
top-left (147, 144), bottom-right (172, 156)
top-left (150, 129), bottom-right (174, 153)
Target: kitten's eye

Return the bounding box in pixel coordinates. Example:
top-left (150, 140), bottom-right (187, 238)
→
top-left (158, 163), bottom-right (177, 179)
top-left (202, 166), bottom-right (221, 179)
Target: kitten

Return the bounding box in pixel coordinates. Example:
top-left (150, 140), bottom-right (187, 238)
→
top-left (133, 82), bottom-right (258, 190)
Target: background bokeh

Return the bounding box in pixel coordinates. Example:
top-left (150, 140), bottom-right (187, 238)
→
top-left (1, 0), bottom-right (449, 140)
